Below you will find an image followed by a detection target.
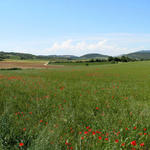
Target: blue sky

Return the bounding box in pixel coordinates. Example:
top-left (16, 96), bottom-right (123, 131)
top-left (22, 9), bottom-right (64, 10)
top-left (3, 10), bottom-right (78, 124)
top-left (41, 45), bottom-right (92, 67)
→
top-left (0, 0), bottom-right (150, 56)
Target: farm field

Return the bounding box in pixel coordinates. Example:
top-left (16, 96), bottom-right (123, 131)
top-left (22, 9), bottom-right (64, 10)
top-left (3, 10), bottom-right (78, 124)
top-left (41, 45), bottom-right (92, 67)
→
top-left (0, 61), bottom-right (150, 149)
top-left (0, 60), bottom-right (63, 69)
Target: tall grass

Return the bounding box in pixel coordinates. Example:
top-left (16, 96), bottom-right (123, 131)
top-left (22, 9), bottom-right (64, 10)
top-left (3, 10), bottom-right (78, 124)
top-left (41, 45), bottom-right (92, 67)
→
top-left (0, 61), bottom-right (150, 149)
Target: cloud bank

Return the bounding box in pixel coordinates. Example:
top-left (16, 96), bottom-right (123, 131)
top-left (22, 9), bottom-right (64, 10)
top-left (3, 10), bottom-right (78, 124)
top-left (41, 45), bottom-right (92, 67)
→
top-left (2, 33), bottom-right (150, 56)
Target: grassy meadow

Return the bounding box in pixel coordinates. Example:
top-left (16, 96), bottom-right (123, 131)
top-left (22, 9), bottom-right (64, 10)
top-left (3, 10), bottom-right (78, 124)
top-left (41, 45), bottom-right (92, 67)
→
top-left (0, 61), bottom-right (150, 149)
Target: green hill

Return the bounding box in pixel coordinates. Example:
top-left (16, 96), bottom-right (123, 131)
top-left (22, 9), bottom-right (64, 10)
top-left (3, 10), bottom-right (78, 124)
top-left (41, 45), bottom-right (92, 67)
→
top-left (80, 53), bottom-right (109, 59)
top-left (124, 50), bottom-right (150, 60)
top-left (0, 51), bottom-right (109, 60)
top-left (0, 51), bottom-right (36, 60)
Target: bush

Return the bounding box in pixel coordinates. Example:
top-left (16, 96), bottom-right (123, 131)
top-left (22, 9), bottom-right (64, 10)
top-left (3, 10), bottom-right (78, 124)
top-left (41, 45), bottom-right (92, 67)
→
top-left (0, 68), bottom-right (22, 71)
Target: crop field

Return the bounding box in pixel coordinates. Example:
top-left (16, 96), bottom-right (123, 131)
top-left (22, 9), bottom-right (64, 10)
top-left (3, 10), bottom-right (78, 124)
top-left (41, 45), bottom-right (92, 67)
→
top-left (0, 60), bottom-right (63, 69)
top-left (0, 61), bottom-right (150, 149)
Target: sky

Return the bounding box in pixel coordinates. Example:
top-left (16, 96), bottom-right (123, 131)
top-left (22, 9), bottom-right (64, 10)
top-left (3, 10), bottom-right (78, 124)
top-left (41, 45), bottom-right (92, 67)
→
top-left (0, 0), bottom-right (150, 56)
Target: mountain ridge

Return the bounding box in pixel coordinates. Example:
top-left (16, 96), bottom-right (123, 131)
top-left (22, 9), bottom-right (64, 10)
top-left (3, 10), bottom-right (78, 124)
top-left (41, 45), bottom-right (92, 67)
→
top-left (0, 51), bottom-right (109, 60)
top-left (1, 50), bottom-right (150, 60)
top-left (124, 50), bottom-right (150, 60)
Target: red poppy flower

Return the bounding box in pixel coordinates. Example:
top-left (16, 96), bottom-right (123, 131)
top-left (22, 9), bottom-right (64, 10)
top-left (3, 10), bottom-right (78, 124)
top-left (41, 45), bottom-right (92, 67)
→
top-left (84, 131), bottom-right (88, 134)
top-left (40, 120), bottom-right (43, 123)
top-left (144, 128), bottom-right (147, 131)
top-left (96, 107), bottom-right (99, 110)
top-left (105, 138), bottom-right (108, 141)
top-left (140, 142), bottom-right (144, 147)
top-left (60, 86), bottom-right (64, 90)
top-left (98, 136), bottom-right (102, 140)
top-left (19, 143), bottom-right (24, 147)
top-left (115, 139), bottom-right (119, 143)
top-left (88, 129), bottom-right (92, 132)
top-left (106, 133), bottom-right (109, 136)
top-left (121, 143), bottom-right (125, 146)
top-left (92, 132), bottom-right (96, 135)
top-left (133, 126), bottom-right (136, 130)
top-left (131, 140), bottom-right (136, 146)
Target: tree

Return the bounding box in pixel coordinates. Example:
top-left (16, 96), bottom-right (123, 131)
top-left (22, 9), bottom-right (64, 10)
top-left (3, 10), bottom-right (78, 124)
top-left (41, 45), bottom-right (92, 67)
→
top-left (114, 57), bottom-right (121, 62)
top-left (120, 56), bottom-right (127, 62)
top-left (108, 56), bottom-right (113, 62)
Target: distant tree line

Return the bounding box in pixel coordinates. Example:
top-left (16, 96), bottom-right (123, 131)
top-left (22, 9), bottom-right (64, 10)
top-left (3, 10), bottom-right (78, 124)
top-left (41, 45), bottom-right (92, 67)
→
top-left (108, 56), bottom-right (136, 63)
top-left (82, 56), bottom-right (136, 63)
top-left (0, 52), bottom-right (9, 61)
top-left (0, 52), bottom-right (35, 60)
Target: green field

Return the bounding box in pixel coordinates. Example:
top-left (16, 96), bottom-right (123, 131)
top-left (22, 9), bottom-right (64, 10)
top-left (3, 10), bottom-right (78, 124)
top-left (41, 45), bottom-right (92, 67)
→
top-left (0, 61), bottom-right (150, 149)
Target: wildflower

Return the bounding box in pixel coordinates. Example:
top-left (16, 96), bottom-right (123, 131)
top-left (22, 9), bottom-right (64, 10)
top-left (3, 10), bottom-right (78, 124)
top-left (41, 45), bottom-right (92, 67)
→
top-left (96, 107), bottom-right (99, 110)
top-left (133, 126), bottom-right (136, 130)
top-left (144, 128), bottom-right (147, 131)
top-left (79, 132), bottom-right (82, 134)
top-left (19, 143), bottom-right (24, 147)
top-left (92, 132), bottom-right (96, 135)
top-left (60, 86), bottom-right (64, 90)
top-left (81, 137), bottom-right (84, 140)
top-left (106, 133), bottom-right (109, 136)
top-left (96, 131), bottom-right (101, 133)
top-left (84, 131), bottom-right (88, 134)
top-left (131, 140), bottom-right (136, 146)
top-left (105, 138), bottom-right (108, 141)
top-left (98, 136), bottom-right (102, 140)
top-left (115, 139), bottom-right (119, 143)
top-left (40, 120), bottom-right (43, 123)
top-left (121, 143), bottom-right (125, 146)
top-left (144, 133), bottom-right (147, 135)
top-left (117, 131), bottom-right (120, 135)
top-left (86, 126), bottom-right (90, 129)
top-left (23, 128), bottom-right (26, 131)
top-left (140, 142), bottom-right (144, 147)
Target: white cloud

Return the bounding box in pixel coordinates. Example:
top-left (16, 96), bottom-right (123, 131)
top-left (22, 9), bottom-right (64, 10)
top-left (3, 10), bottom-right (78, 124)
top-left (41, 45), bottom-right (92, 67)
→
top-left (2, 33), bottom-right (150, 56)
top-left (44, 33), bottom-right (150, 56)
top-left (46, 39), bottom-right (111, 56)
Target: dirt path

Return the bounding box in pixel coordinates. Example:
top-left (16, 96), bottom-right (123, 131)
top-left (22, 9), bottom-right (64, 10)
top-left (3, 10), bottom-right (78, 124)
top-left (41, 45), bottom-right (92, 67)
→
top-left (44, 62), bottom-right (49, 66)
